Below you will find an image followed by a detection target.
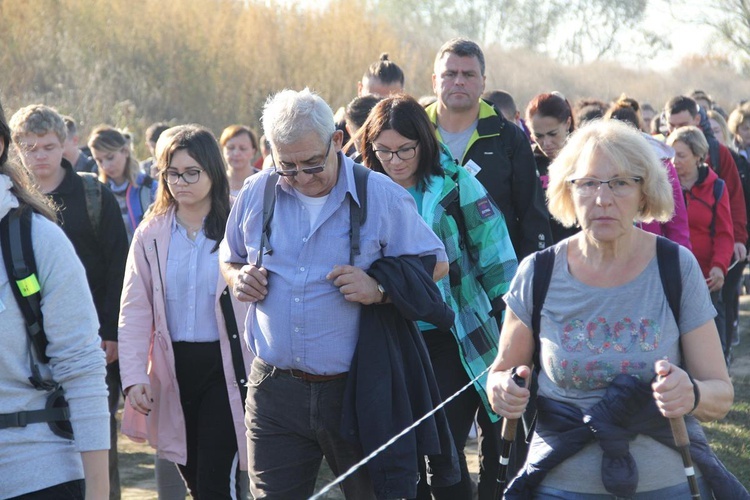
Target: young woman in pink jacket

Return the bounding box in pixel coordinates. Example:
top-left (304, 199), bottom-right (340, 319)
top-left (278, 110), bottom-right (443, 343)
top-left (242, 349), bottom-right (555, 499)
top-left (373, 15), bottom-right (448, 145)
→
top-left (118, 125), bottom-right (252, 499)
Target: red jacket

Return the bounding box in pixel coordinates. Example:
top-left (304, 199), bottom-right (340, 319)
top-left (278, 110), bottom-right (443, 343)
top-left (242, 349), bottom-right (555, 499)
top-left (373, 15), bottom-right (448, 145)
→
top-left (707, 144), bottom-right (748, 244)
top-left (684, 167), bottom-right (734, 277)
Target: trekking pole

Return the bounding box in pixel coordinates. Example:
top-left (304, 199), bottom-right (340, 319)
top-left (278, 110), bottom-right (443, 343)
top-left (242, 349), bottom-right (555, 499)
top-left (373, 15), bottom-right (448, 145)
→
top-left (658, 371), bottom-right (701, 500)
top-left (495, 369), bottom-right (526, 500)
top-left (668, 415), bottom-right (701, 499)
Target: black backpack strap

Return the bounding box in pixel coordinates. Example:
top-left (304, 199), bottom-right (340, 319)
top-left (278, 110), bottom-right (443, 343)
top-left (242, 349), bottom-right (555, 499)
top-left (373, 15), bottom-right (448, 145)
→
top-left (77, 173), bottom-right (102, 241)
top-left (531, 246), bottom-right (556, 372)
top-left (219, 287), bottom-right (248, 405)
top-left (656, 235), bottom-right (682, 331)
top-left (1, 209), bottom-right (49, 365)
top-left (710, 178), bottom-right (725, 238)
top-left (349, 163), bottom-right (370, 265)
top-left (257, 172), bottom-right (279, 267)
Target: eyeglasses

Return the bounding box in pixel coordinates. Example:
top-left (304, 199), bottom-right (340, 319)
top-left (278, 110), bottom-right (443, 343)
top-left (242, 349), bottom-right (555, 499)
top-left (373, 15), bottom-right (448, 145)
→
top-left (373, 145), bottom-right (418, 162)
top-left (164, 169), bottom-right (205, 185)
top-left (569, 177), bottom-right (643, 197)
top-left (273, 139), bottom-right (332, 177)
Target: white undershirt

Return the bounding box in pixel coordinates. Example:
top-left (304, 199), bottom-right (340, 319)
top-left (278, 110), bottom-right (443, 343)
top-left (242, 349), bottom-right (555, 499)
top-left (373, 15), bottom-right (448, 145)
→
top-left (295, 191), bottom-right (329, 233)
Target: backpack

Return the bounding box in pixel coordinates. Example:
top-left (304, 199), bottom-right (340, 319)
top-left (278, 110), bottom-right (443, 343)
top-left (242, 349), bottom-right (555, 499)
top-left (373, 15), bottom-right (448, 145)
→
top-left (709, 178), bottom-right (726, 238)
top-left (257, 163), bottom-right (370, 267)
top-left (0, 208), bottom-right (73, 439)
top-left (530, 237), bottom-right (682, 372)
top-left (77, 172), bottom-right (102, 240)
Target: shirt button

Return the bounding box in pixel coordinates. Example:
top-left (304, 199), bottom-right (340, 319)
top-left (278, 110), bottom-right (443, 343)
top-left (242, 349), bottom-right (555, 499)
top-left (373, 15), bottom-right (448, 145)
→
top-left (295, 357), bottom-right (301, 362)
top-left (294, 327), bottom-right (300, 332)
top-left (294, 298), bottom-right (300, 303)
top-left (302, 237), bottom-right (307, 242)
top-left (299, 267), bottom-right (305, 272)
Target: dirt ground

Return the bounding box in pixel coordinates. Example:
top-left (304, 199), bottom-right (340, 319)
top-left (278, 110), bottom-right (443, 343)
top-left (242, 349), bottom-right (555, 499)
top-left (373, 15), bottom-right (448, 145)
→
top-left (121, 295), bottom-right (750, 499)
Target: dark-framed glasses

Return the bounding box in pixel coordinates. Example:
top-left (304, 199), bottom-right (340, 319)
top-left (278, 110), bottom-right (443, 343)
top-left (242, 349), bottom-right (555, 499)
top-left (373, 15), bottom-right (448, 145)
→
top-left (373, 145), bottom-right (418, 162)
top-left (164, 169), bottom-right (205, 185)
top-left (273, 138), bottom-right (333, 177)
top-left (569, 176), bottom-right (643, 197)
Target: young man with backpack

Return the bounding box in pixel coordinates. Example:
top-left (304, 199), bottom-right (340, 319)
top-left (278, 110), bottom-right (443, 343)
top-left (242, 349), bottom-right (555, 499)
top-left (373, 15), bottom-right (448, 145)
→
top-left (10, 104), bottom-right (129, 500)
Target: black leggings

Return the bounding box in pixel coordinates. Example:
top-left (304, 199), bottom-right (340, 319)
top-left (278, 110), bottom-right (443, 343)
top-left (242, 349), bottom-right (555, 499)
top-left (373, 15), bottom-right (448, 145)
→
top-left (414, 328), bottom-right (504, 500)
top-left (10, 480), bottom-right (84, 499)
top-left (172, 341), bottom-right (241, 500)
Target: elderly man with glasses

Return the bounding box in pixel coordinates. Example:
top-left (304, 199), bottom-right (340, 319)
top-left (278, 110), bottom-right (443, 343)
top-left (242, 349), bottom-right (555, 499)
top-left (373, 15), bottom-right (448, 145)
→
top-left (220, 88), bottom-right (451, 499)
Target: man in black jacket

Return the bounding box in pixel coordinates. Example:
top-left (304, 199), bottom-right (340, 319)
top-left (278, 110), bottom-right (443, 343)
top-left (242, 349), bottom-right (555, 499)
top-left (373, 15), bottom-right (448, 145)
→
top-left (425, 38), bottom-right (551, 262)
top-left (10, 104), bottom-right (129, 500)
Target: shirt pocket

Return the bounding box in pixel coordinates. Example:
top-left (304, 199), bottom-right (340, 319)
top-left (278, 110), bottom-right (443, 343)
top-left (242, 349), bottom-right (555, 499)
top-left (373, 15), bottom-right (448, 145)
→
top-left (165, 258), bottom-right (182, 301)
top-left (205, 251), bottom-right (220, 296)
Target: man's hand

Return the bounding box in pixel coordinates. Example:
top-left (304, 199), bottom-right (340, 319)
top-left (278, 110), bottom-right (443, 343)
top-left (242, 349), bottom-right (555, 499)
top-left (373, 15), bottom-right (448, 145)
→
top-left (327, 265), bottom-right (383, 305)
top-left (734, 242), bottom-right (747, 262)
top-left (224, 262), bottom-right (268, 303)
top-left (101, 340), bottom-right (118, 365)
top-left (706, 266), bottom-right (724, 292)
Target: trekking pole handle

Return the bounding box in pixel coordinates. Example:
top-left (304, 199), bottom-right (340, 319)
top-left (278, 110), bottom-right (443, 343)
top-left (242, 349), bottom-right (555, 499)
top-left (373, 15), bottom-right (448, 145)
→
top-left (501, 371), bottom-right (526, 441)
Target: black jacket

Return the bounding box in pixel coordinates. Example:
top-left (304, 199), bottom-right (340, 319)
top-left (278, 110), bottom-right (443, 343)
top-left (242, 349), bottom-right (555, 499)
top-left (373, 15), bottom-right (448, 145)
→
top-left (505, 374), bottom-right (749, 499)
top-left (341, 255), bottom-right (460, 499)
top-left (49, 160), bottom-right (129, 341)
top-left (427, 100), bottom-right (552, 260)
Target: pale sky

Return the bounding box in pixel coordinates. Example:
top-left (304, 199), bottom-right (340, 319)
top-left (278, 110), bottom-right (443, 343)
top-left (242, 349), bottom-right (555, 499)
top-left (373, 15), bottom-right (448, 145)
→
top-left (639, 1), bottom-right (719, 71)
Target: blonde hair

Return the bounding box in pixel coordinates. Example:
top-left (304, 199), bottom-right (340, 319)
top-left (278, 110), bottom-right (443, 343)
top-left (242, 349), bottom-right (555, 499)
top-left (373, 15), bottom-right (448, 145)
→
top-left (87, 125), bottom-right (139, 184)
top-left (666, 126), bottom-right (708, 161)
top-left (547, 119), bottom-right (674, 227)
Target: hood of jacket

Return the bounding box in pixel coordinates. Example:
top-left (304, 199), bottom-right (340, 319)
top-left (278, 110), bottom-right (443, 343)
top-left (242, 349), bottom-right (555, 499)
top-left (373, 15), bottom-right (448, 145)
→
top-left (0, 174), bottom-right (19, 220)
top-left (642, 132), bottom-right (675, 160)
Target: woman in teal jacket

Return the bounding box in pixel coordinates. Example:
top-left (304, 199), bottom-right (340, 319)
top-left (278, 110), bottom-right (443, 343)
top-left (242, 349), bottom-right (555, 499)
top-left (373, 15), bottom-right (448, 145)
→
top-left (358, 94), bottom-right (518, 500)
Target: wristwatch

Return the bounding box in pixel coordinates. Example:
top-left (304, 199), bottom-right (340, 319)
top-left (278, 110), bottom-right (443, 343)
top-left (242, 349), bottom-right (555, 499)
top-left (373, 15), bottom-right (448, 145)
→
top-left (377, 283), bottom-right (388, 304)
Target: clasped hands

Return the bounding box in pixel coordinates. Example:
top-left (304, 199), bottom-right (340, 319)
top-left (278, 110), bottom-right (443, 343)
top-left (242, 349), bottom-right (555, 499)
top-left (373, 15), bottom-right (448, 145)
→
top-left (232, 264), bottom-right (383, 305)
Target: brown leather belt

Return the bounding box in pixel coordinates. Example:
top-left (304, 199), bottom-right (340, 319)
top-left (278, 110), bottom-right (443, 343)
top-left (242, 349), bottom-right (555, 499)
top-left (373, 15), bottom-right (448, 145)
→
top-left (281, 368), bottom-right (348, 383)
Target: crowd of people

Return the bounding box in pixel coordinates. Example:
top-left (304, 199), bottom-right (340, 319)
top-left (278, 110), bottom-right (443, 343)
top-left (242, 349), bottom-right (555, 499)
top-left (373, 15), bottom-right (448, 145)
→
top-left (1, 35), bottom-right (749, 500)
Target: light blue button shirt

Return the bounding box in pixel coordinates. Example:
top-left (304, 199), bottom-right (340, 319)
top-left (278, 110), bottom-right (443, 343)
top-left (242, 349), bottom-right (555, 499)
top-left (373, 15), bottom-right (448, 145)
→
top-left (166, 219), bottom-right (220, 342)
top-left (221, 153), bottom-right (447, 374)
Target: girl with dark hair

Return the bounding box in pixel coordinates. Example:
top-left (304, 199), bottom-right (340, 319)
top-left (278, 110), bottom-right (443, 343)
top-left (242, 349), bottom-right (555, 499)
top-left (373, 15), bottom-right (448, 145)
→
top-left (526, 92), bottom-right (579, 243)
top-left (359, 95), bottom-right (518, 500)
top-left (1, 99), bottom-right (110, 499)
top-left (118, 125), bottom-right (252, 498)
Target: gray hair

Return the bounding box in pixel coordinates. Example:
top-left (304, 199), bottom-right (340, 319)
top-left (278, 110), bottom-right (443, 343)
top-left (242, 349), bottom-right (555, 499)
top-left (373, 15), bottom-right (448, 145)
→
top-left (9, 104), bottom-right (67, 145)
top-left (666, 126), bottom-right (709, 161)
top-left (261, 88), bottom-right (335, 147)
top-left (434, 37), bottom-right (486, 76)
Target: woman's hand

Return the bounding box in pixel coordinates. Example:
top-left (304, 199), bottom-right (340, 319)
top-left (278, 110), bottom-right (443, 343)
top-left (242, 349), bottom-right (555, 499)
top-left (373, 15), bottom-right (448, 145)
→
top-left (487, 365), bottom-right (532, 420)
top-left (125, 384), bottom-right (153, 415)
top-left (652, 360), bottom-right (696, 419)
top-left (706, 266), bottom-right (724, 292)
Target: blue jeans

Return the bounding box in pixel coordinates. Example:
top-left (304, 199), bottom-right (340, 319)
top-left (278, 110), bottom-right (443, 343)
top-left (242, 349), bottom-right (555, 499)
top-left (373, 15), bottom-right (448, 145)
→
top-left (245, 357), bottom-right (376, 499)
top-left (533, 477), bottom-right (712, 499)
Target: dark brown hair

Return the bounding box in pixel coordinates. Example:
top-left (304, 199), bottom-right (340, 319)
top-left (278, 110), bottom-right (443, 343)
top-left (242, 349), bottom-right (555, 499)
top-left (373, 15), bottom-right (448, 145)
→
top-left (149, 125), bottom-right (230, 251)
top-left (358, 94), bottom-right (443, 190)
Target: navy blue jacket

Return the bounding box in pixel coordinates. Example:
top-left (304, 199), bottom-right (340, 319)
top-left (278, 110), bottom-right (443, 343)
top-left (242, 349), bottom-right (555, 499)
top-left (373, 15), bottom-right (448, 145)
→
top-left (341, 255), bottom-right (460, 499)
top-left (506, 374), bottom-right (748, 499)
